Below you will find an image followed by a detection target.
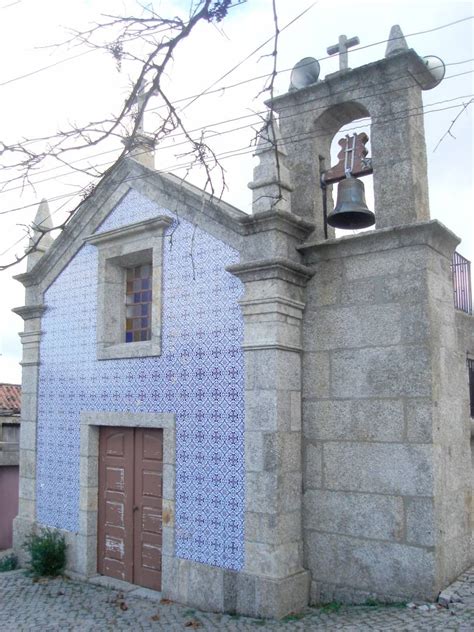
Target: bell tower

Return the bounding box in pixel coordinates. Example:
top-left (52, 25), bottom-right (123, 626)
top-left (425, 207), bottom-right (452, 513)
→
top-left (287, 27), bottom-right (473, 607)
top-left (270, 27), bottom-right (440, 237)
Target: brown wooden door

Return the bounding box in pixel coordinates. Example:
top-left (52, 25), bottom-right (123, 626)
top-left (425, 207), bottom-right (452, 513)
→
top-left (98, 427), bottom-right (163, 590)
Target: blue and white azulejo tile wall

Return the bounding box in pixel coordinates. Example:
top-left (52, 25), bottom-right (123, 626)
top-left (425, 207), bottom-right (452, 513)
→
top-left (37, 188), bottom-right (245, 570)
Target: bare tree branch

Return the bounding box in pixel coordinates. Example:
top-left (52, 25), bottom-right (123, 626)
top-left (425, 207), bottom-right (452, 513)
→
top-left (0, 0), bottom-right (245, 269)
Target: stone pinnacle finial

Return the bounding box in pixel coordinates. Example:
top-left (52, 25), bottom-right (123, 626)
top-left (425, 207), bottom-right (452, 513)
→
top-left (248, 114), bottom-right (293, 214)
top-left (385, 25), bottom-right (408, 57)
top-left (26, 198), bottom-right (54, 271)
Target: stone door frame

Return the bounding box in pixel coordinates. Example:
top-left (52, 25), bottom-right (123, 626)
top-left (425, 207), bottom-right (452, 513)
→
top-left (78, 411), bottom-right (175, 590)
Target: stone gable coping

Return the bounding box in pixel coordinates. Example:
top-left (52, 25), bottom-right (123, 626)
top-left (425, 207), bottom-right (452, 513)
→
top-left (16, 158), bottom-right (248, 295)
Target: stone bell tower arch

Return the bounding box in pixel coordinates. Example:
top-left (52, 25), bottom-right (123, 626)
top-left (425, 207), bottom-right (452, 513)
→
top-left (271, 35), bottom-right (437, 237)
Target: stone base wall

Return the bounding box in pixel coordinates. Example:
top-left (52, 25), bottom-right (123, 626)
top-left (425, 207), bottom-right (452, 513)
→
top-left (300, 222), bottom-right (473, 604)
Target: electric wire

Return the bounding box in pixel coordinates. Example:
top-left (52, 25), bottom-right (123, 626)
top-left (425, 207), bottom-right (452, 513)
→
top-left (0, 63), bottom-right (472, 195)
top-left (0, 97), bottom-right (470, 221)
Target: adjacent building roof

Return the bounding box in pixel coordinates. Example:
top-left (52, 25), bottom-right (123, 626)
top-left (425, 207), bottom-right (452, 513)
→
top-left (0, 383), bottom-right (21, 415)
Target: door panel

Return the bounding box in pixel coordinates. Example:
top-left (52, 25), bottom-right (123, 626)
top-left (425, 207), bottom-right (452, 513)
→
top-left (98, 426), bottom-right (163, 591)
top-left (133, 428), bottom-right (163, 591)
top-left (98, 428), bottom-right (134, 582)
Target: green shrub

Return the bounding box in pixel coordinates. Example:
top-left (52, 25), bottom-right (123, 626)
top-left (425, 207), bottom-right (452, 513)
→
top-left (0, 553), bottom-right (18, 572)
top-left (23, 528), bottom-right (66, 577)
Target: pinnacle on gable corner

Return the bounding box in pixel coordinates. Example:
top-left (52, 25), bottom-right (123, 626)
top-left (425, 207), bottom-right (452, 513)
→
top-left (385, 25), bottom-right (409, 58)
top-left (26, 198), bottom-right (54, 271)
top-left (248, 114), bottom-right (293, 215)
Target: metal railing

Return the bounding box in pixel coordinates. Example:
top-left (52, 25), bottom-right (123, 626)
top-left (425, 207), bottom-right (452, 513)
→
top-left (452, 251), bottom-right (472, 315)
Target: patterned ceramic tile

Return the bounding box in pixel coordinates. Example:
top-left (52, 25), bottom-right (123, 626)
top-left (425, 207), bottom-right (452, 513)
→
top-left (36, 188), bottom-right (245, 570)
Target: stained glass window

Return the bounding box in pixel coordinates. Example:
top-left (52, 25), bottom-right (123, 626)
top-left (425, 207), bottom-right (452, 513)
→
top-left (125, 264), bottom-right (152, 342)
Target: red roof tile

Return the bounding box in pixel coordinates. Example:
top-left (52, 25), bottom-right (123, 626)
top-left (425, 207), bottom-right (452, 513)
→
top-left (0, 384), bottom-right (21, 414)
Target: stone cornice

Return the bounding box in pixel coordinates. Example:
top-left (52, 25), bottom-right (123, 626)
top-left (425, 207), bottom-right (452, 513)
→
top-left (12, 305), bottom-right (46, 320)
top-left (84, 215), bottom-right (173, 246)
top-left (237, 209), bottom-right (315, 241)
top-left (227, 257), bottom-right (313, 286)
top-left (299, 220), bottom-right (460, 264)
top-left (268, 49), bottom-right (432, 111)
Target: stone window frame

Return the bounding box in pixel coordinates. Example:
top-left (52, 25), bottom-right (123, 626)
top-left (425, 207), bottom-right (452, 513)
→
top-left (77, 411), bottom-right (176, 582)
top-left (85, 216), bottom-right (172, 360)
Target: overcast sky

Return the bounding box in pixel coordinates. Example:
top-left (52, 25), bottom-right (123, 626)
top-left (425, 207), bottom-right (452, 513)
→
top-left (0, 0), bottom-right (472, 383)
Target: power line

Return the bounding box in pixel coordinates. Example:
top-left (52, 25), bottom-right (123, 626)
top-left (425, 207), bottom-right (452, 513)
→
top-left (0, 98), bottom-right (469, 221)
top-left (179, 1), bottom-right (318, 112)
top-left (0, 63), bottom-right (472, 195)
top-left (0, 49), bottom-right (96, 88)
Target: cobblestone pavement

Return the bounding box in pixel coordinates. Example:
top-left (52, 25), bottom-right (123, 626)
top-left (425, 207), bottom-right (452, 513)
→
top-left (1, 568), bottom-right (474, 631)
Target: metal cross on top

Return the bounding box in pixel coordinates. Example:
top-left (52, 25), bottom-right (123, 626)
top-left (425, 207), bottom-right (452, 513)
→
top-left (327, 34), bottom-right (360, 71)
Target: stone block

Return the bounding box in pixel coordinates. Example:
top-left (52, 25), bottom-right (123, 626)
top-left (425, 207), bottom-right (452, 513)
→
top-left (244, 541), bottom-right (302, 578)
top-left (19, 421), bottom-right (36, 451)
top-left (331, 346), bottom-right (431, 399)
top-left (245, 389), bottom-right (291, 432)
top-left (244, 320), bottom-right (302, 351)
top-left (304, 490), bottom-right (404, 541)
top-left (80, 486), bottom-right (98, 512)
top-left (78, 508), bottom-right (98, 537)
top-left (378, 272), bottom-right (428, 304)
top-left (279, 471), bottom-right (302, 513)
top-left (18, 498), bottom-right (35, 520)
top-left (245, 510), bottom-right (301, 545)
top-left (437, 533), bottom-right (472, 589)
top-left (406, 399), bottom-right (433, 442)
top-left (19, 393), bottom-right (37, 421)
top-left (290, 390), bottom-right (302, 430)
top-left (163, 427), bottom-right (176, 465)
top-left (245, 349), bottom-right (301, 391)
top-left (19, 449), bottom-right (36, 479)
top-left (79, 455), bottom-right (98, 488)
top-left (304, 399), bottom-right (404, 442)
top-left (254, 570), bottom-right (310, 619)
top-left (303, 441), bottom-right (322, 489)
top-left (12, 515), bottom-right (36, 565)
top-left (223, 570), bottom-right (238, 613)
top-left (162, 525), bottom-right (175, 557)
top-left (245, 472), bottom-right (277, 514)
top-left (19, 367), bottom-right (39, 397)
top-left (74, 533), bottom-right (97, 576)
top-left (306, 260), bottom-right (342, 306)
top-left (19, 476), bottom-right (36, 502)
top-left (245, 431), bottom-right (264, 472)
top-left (262, 432), bottom-right (301, 473)
top-left (401, 303), bottom-right (431, 343)
top-left (305, 531), bottom-right (436, 599)
top-left (161, 555), bottom-right (179, 601)
top-left (434, 491), bottom-right (471, 543)
top-left (187, 560), bottom-right (225, 612)
top-left (323, 442), bottom-right (433, 495)
top-left (162, 463), bottom-right (175, 501)
top-left (236, 569), bottom-right (310, 619)
top-left (302, 352), bottom-right (330, 399)
top-left (308, 304), bottom-right (402, 351)
top-left (405, 497), bottom-right (435, 547)
top-left (162, 499), bottom-right (175, 528)
top-left (80, 425), bottom-right (99, 458)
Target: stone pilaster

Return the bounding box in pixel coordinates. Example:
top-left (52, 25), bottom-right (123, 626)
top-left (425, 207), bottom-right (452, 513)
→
top-left (227, 258), bottom-right (312, 618)
top-left (11, 303), bottom-right (45, 560)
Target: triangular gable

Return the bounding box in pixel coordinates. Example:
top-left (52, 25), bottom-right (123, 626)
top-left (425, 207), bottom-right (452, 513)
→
top-left (16, 158), bottom-right (247, 295)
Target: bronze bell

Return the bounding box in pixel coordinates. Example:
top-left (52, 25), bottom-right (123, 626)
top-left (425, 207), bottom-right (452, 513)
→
top-left (327, 176), bottom-right (375, 230)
